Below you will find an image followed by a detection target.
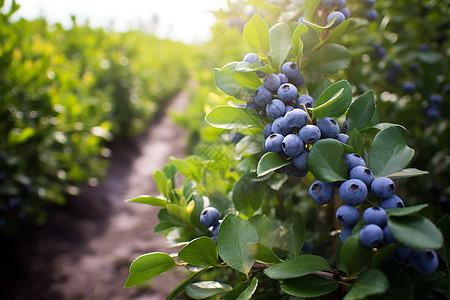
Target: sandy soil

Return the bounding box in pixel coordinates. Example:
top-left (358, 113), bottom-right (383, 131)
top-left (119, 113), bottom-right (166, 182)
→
top-left (5, 91), bottom-right (190, 300)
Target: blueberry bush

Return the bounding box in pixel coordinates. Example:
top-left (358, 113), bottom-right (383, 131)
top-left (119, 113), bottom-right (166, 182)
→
top-left (125, 1), bottom-right (449, 299)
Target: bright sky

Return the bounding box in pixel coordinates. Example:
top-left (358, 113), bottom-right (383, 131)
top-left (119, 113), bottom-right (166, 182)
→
top-left (7, 0), bottom-right (230, 44)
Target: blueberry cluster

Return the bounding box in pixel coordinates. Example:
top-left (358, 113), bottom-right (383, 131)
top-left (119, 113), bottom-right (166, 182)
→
top-left (363, 0), bottom-right (378, 22)
top-left (200, 207), bottom-right (222, 242)
top-left (424, 94), bottom-right (443, 121)
top-left (320, 0), bottom-right (351, 21)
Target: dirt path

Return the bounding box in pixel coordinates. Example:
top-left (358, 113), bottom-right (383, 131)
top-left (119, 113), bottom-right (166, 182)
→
top-left (8, 91), bottom-right (190, 299)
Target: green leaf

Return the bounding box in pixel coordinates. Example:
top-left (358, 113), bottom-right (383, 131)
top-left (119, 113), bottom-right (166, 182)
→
top-left (268, 22), bottom-right (292, 71)
top-left (303, 0), bottom-right (322, 20)
top-left (167, 268), bottom-right (209, 300)
top-left (153, 170), bottom-right (170, 198)
top-left (347, 91), bottom-right (376, 133)
top-left (8, 127), bottom-right (35, 145)
top-left (217, 214), bottom-right (259, 275)
top-left (371, 243), bottom-right (398, 268)
top-left (343, 269), bottom-right (389, 300)
top-left (313, 80), bottom-right (353, 119)
top-left (377, 262), bottom-right (414, 300)
top-left (236, 278), bottom-right (258, 300)
top-left (368, 126), bottom-right (415, 178)
top-left (291, 23), bottom-right (308, 64)
top-left (348, 129), bottom-right (364, 157)
top-left (340, 232), bottom-right (372, 275)
top-left (124, 252), bottom-right (177, 288)
top-left (437, 215), bottom-right (450, 264)
top-left (386, 204), bottom-right (428, 216)
top-left (249, 214), bottom-right (274, 248)
top-left (243, 14), bottom-right (270, 53)
top-left (304, 44), bottom-right (351, 74)
top-left (232, 173), bottom-right (266, 216)
top-left (256, 152), bottom-right (292, 177)
top-left (320, 18), bottom-right (367, 46)
top-left (273, 211), bottom-right (305, 256)
top-left (248, 242), bottom-right (282, 264)
top-left (235, 61), bottom-right (275, 73)
top-left (386, 168), bottom-right (429, 179)
top-left (185, 281), bottom-right (232, 299)
top-left (214, 62), bottom-right (262, 99)
top-left (205, 105), bottom-right (264, 130)
top-left (387, 215), bottom-right (443, 250)
top-left (125, 195), bottom-right (167, 207)
top-left (178, 237), bottom-right (220, 267)
top-left (281, 274), bottom-right (338, 298)
top-left (308, 139), bottom-right (348, 182)
top-left (264, 254), bottom-right (333, 279)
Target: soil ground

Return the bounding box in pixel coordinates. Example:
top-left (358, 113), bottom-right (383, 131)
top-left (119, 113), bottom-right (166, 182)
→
top-left (3, 91), bottom-right (190, 300)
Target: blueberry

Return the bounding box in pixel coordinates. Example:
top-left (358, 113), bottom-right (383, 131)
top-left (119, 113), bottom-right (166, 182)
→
top-left (429, 94), bottom-right (443, 105)
top-left (309, 180), bottom-right (335, 205)
top-left (200, 207), bottom-right (220, 228)
top-left (282, 134), bottom-right (304, 157)
top-left (299, 125), bottom-right (321, 144)
top-left (289, 165), bottom-right (309, 178)
top-left (327, 11), bottom-right (346, 26)
top-left (344, 153), bottom-right (366, 172)
top-left (334, 0), bottom-right (346, 9)
top-left (392, 247), bottom-right (412, 265)
top-left (402, 81), bottom-right (416, 94)
top-left (295, 95), bottom-right (314, 111)
top-left (363, 206), bottom-right (387, 227)
top-left (349, 166), bottom-right (374, 188)
top-left (263, 123), bottom-right (272, 139)
top-left (383, 225), bottom-right (397, 244)
top-left (277, 83), bottom-right (298, 103)
top-left (284, 108), bottom-right (309, 131)
top-left (359, 224), bottom-right (384, 248)
top-left (254, 85), bottom-right (273, 106)
top-left (409, 250), bottom-right (439, 274)
top-left (281, 62), bottom-right (301, 82)
top-left (211, 219), bottom-right (222, 237)
top-left (372, 43), bottom-right (386, 59)
top-left (317, 117), bottom-right (340, 138)
top-left (266, 99), bottom-right (286, 119)
top-left (427, 106), bottom-right (440, 120)
top-left (418, 44), bottom-right (429, 52)
top-left (341, 120), bottom-right (348, 134)
top-left (380, 195), bottom-right (405, 209)
top-left (365, 9), bottom-right (378, 22)
top-left (284, 105), bottom-right (294, 114)
top-left (335, 133), bottom-right (349, 144)
top-left (272, 117), bottom-right (290, 136)
top-left (243, 52), bottom-right (259, 64)
top-left (363, 0), bottom-right (376, 7)
top-left (339, 179), bottom-right (368, 206)
top-left (277, 73), bottom-right (289, 84)
top-left (292, 151), bottom-right (308, 170)
top-left (371, 177), bottom-right (395, 199)
top-left (340, 226), bottom-right (353, 243)
top-left (339, 7), bottom-right (351, 19)
top-left (264, 73), bottom-right (282, 92)
top-left (336, 205), bottom-right (360, 227)
top-left (265, 133), bottom-right (285, 153)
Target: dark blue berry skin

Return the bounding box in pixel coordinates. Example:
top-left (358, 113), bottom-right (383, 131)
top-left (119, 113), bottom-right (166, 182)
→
top-left (419, 44), bottom-right (429, 52)
top-left (284, 105), bottom-right (294, 114)
top-left (349, 166), bottom-right (374, 188)
top-left (264, 73), bottom-right (281, 92)
top-left (402, 81), bottom-right (416, 94)
top-left (272, 117), bottom-right (290, 136)
top-left (290, 165), bottom-right (309, 178)
top-left (299, 125), bottom-right (321, 144)
top-left (295, 95), bottom-right (314, 111)
top-left (381, 195), bottom-right (405, 209)
top-left (339, 179), bottom-right (368, 206)
top-left (336, 205), bottom-right (360, 227)
top-left (409, 250), bottom-right (439, 274)
top-left (284, 108), bottom-right (309, 131)
top-left (365, 9), bottom-right (378, 21)
top-left (359, 224), bottom-right (384, 248)
top-left (277, 83), bottom-right (298, 103)
top-left (254, 85), bottom-right (273, 106)
top-left (265, 133), bottom-right (285, 154)
top-left (317, 117), bottom-right (340, 138)
top-left (429, 94), bottom-right (443, 105)
top-left (282, 134), bottom-right (304, 157)
top-left (335, 133), bottom-right (349, 144)
top-left (281, 62), bottom-right (301, 81)
top-left (392, 247), bottom-right (412, 265)
top-left (200, 207), bottom-right (220, 228)
top-left (292, 151), bottom-right (308, 170)
top-left (277, 73), bottom-right (289, 84)
top-left (383, 225), bottom-right (397, 244)
top-left (372, 43), bottom-right (386, 59)
top-left (309, 180), bottom-right (335, 205)
top-left (371, 177), bottom-right (395, 199)
top-left (327, 11), bottom-right (346, 26)
top-left (211, 220), bottom-right (222, 237)
top-left (289, 74), bottom-right (304, 88)
top-left (266, 99), bottom-right (286, 119)
top-left (243, 52), bottom-right (259, 64)
top-left (427, 106), bottom-right (440, 120)
top-left (344, 153), bottom-right (366, 172)
top-left (340, 226), bottom-right (353, 243)
top-left (363, 206), bottom-right (387, 227)
top-left (341, 120), bottom-right (348, 134)
top-left (335, 0), bottom-right (346, 9)
top-left (263, 123), bottom-right (272, 139)
top-left (363, 0), bottom-right (376, 7)
top-left (339, 7), bottom-right (351, 19)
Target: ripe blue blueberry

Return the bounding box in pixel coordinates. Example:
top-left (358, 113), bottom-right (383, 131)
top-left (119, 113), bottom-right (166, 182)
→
top-left (292, 151), bottom-right (308, 170)
top-left (254, 85), bottom-right (273, 106)
top-left (289, 165), bottom-right (309, 178)
top-left (429, 94), bottom-right (443, 105)
top-left (282, 134), bottom-right (304, 157)
top-left (266, 99), bottom-right (286, 119)
top-left (380, 195), bottom-right (405, 209)
top-left (336, 205), bottom-right (360, 227)
top-left (243, 52), bottom-right (259, 64)
top-left (392, 247), bottom-right (412, 265)
top-left (339, 7), bottom-right (351, 19)
top-left (340, 226), bottom-right (353, 243)
top-left (277, 73), bottom-right (289, 84)
top-left (339, 179), bottom-right (368, 206)
top-left (341, 120), bottom-right (348, 134)
top-left (299, 125), bottom-right (321, 144)
top-left (363, 206), bottom-right (387, 227)
top-left (284, 105), bottom-right (294, 114)
top-left (402, 81), bottom-right (416, 94)
top-left (349, 166), bottom-right (374, 188)
top-left (365, 9), bottom-right (378, 21)
top-left (372, 43), bottom-right (386, 59)
top-left (327, 11), bottom-right (346, 26)
top-left (272, 117), bottom-right (290, 136)
top-left (211, 219), bottom-right (222, 237)
top-left (284, 108), bottom-right (309, 131)
top-left (427, 106), bottom-right (440, 120)
top-left (277, 83), bottom-right (298, 103)
top-left (382, 225), bottom-right (397, 244)
top-left (281, 62), bottom-right (301, 81)
top-left (371, 177), bottom-right (395, 199)
top-left (344, 153), bottom-right (366, 172)
top-left (309, 180), bottom-right (335, 205)
top-left (363, 0), bottom-right (376, 7)
top-left (295, 95), bottom-right (314, 111)
top-left (264, 73), bottom-right (282, 92)
top-left (263, 123), bottom-right (272, 139)
top-left (409, 250), bottom-right (439, 274)
top-left (265, 133), bottom-right (285, 154)
top-left (359, 224), bottom-right (384, 248)
top-left (335, 133), bottom-right (349, 144)
top-left (200, 207), bottom-right (220, 228)
top-left (317, 117), bottom-right (340, 138)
